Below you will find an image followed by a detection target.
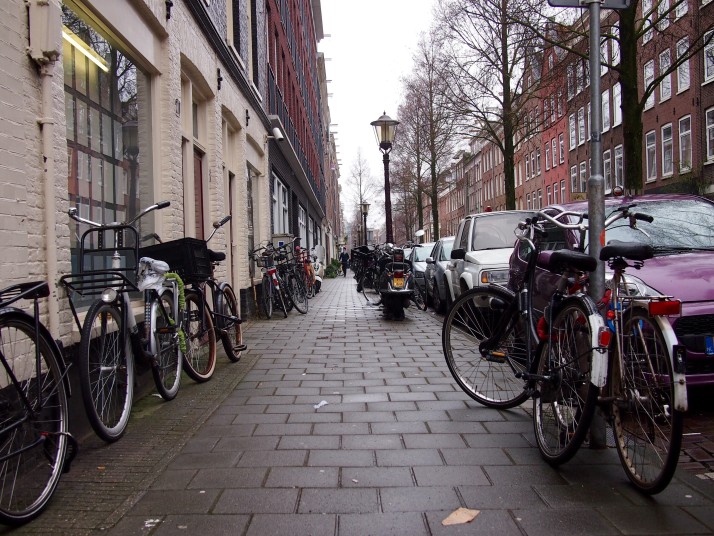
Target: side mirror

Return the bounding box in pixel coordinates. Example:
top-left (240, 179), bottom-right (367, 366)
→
top-left (451, 248), bottom-right (466, 260)
top-left (425, 257), bottom-right (434, 264)
top-left (415, 229), bottom-right (425, 238)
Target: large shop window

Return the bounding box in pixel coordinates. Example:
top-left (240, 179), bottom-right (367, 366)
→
top-left (272, 175), bottom-right (289, 235)
top-left (63, 5), bottom-right (153, 273)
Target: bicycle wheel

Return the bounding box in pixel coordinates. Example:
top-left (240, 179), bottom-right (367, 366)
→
top-left (360, 269), bottom-right (382, 305)
top-left (286, 271), bottom-right (308, 314)
top-left (150, 290), bottom-right (182, 400)
top-left (613, 310), bottom-right (683, 494)
top-left (533, 296), bottom-right (598, 466)
top-left (0, 311), bottom-right (70, 525)
top-left (218, 284), bottom-right (244, 362)
top-left (261, 274), bottom-right (273, 319)
top-left (182, 290), bottom-right (216, 382)
top-left (442, 286), bottom-right (530, 409)
top-left (274, 274), bottom-right (289, 318)
top-left (412, 283), bottom-right (428, 311)
top-left (79, 301), bottom-right (133, 442)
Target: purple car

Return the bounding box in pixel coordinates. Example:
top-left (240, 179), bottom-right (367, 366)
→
top-left (508, 193), bottom-right (714, 387)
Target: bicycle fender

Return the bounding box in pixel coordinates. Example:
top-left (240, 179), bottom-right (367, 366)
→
top-left (653, 312), bottom-right (688, 412)
top-left (588, 312), bottom-right (608, 388)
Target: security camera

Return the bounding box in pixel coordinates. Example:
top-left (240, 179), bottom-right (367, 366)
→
top-left (272, 127), bottom-right (284, 142)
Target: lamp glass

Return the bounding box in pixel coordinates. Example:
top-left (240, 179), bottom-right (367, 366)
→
top-left (370, 112), bottom-right (399, 146)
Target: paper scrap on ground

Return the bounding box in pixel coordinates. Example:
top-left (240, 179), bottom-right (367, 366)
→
top-left (314, 400), bottom-right (328, 409)
top-left (441, 507), bottom-right (480, 526)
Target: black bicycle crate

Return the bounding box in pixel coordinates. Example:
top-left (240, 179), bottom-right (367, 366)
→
top-left (140, 237), bottom-right (211, 283)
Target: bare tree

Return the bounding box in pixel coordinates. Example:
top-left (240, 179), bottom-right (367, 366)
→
top-left (438, 0), bottom-right (544, 210)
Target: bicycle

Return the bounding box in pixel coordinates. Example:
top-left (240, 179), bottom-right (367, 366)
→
top-left (442, 211), bottom-right (607, 466)
top-left (275, 239), bottom-right (308, 314)
top-left (411, 280), bottom-right (428, 311)
top-left (297, 247), bottom-right (316, 298)
top-left (142, 216), bottom-right (246, 382)
top-left (60, 201), bottom-right (184, 442)
top-left (0, 281), bottom-right (77, 525)
top-left (251, 242), bottom-right (289, 319)
top-left (592, 206), bottom-right (686, 494)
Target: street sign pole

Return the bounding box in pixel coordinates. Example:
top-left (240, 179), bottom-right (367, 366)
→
top-left (547, 0), bottom-right (630, 449)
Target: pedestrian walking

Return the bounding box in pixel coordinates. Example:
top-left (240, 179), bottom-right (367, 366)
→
top-left (339, 246), bottom-right (350, 277)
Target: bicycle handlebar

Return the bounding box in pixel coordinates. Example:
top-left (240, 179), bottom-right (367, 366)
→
top-left (68, 201), bottom-right (170, 229)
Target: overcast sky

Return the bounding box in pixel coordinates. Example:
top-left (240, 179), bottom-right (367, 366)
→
top-left (318, 1), bottom-right (438, 221)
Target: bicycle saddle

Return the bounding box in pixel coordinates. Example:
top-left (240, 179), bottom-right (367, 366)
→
top-left (209, 249), bottom-right (226, 262)
top-left (538, 249), bottom-right (597, 274)
top-left (599, 241), bottom-right (654, 262)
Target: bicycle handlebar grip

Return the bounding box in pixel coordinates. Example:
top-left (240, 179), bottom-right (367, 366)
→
top-left (634, 212), bottom-right (654, 223)
top-left (219, 215), bottom-right (231, 226)
top-left (68, 207), bottom-right (78, 218)
top-left (156, 200), bottom-right (171, 209)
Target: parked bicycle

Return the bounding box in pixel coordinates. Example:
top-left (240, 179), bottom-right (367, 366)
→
top-left (0, 281), bottom-right (77, 525)
top-left (275, 238), bottom-right (308, 314)
top-left (142, 216), bottom-right (246, 383)
top-left (443, 211), bottom-right (607, 466)
top-left (251, 242), bottom-right (289, 319)
top-left (60, 201), bottom-right (184, 442)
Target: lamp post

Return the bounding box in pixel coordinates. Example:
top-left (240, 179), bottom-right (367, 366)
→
top-left (371, 112), bottom-right (399, 243)
top-left (359, 202), bottom-right (370, 245)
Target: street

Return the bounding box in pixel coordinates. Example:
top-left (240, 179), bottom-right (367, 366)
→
top-left (8, 274), bottom-right (714, 536)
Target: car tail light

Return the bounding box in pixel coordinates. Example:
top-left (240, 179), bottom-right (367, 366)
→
top-left (649, 300), bottom-right (681, 316)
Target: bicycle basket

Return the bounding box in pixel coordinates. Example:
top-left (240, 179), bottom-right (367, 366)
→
top-left (254, 253), bottom-right (274, 268)
top-left (140, 237), bottom-right (211, 283)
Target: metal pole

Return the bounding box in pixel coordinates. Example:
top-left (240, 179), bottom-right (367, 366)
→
top-left (586, 0), bottom-right (607, 449)
top-left (383, 151), bottom-right (394, 243)
top-left (362, 212), bottom-right (368, 245)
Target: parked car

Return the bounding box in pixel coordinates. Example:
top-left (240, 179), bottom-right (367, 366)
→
top-left (408, 242), bottom-right (435, 294)
top-left (424, 236), bottom-right (455, 313)
top-left (508, 193), bottom-right (714, 387)
top-left (446, 210), bottom-right (534, 303)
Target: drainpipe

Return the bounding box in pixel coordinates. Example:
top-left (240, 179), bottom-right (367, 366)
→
top-left (27, 0), bottom-right (62, 335)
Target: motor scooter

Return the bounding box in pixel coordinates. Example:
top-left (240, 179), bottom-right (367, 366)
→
top-left (376, 244), bottom-right (414, 320)
top-left (310, 245), bottom-right (324, 293)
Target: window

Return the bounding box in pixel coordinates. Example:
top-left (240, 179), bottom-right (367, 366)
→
top-left (679, 115), bottom-right (692, 172)
top-left (545, 144), bottom-right (550, 171)
top-left (614, 145), bottom-right (623, 188)
top-left (661, 124), bottom-right (673, 177)
top-left (611, 24), bottom-right (620, 65)
top-left (677, 38), bottom-right (690, 92)
top-left (705, 31), bottom-right (714, 83)
top-left (547, 185), bottom-right (552, 205)
top-left (298, 204), bottom-right (307, 247)
top-left (675, 0), bottom-right (688, 18)
top-left (602, 89), bottom-right (610, 132)
top-left (644, 60), bottom-right (655, 110)
top-left (567, 64), bottom-right (575, 100)
top-left (576, 61), bottom-right (584, 94)
top-left (559, 133), bottom-right (565, 163)
top-left (577, 107), bottom-right (585, 146)
top-left (659, 49), bottom-right (671, 101)
top-left (601, 40), bottom-right (608, 75)
top-left (569, 114), bottom-right (576, 150)
top-left (612, 83), bottom-right (622, 126)
top-left (646, 130), bottom-right (657, 181)
top-left (643, 0), bottom-right (653, 43)
top-left (536, 147), bottom-right (541, 175)
top-left (587, 104), bottom-right (591, 140)
top-left (604, 150), bottom-right (612, 191)
top-left (570, 165), bottom-right (578, 193)
top-left (557, 89), bottom-right (563, 116)
top-left (657, 0), bottom-right (670, 30)
top-left (706, 108), bottom-right (714, 161)
top-left (272, 175), bottom-right (289, 234)
top-left (561, 179), bottom-right (566, 203)
top-left (552, 138), bottom-right (557, 168)
top-left (579, 161), bottom-right (587, 192)
top-left (553, 182), bottom-right (558, 204)
top-left (538, 189), bottom-right (542, 208)
top-left (550, 95), bottom-right (556, 124)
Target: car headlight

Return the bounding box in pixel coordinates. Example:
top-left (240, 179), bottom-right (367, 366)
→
top-left (607, 273), bottom-right (660, 297)
top-left (481, 269), bottom-right (509, 284)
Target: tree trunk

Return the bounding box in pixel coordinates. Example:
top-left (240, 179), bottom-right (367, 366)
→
top-left (619, 6), bottom-right (644, 192)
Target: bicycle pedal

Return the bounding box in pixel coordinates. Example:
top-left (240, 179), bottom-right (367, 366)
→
top-left (485, 353), bottom-right (506, 363)
top-left (234, 344), bottom-right (247, 352)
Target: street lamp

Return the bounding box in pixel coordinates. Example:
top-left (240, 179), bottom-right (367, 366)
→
top-left (359, 202), bottom-right (370, 245)
top-left (370, 112), bottom-right (399, 243)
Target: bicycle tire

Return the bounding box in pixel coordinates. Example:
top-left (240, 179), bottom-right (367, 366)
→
top-left (442, 286), bottom-right (530, 409)
top-left (0, 311), bottom-right (69, 525)
top-left (218, 284), bottom-right (243, 362)
top-left (274, 274), bottom-right (289, 318)
top-left (286, 271), bottom-right (308, 314)
top-left (412, 283), bottom-right (428, 311)
top-left (613, 309), bottom-right (683, 494)
top-left (261, 274), bottom-right (273, 319)
top-left (533, 296), bottom-right (598, 466)
top-left (182, 290), bottom-right (216, 382)
top-left (150, 290), bottom-right (182, 400)
top-left (79, 301), bottom-right (133, 442)
top-left (360, 269), bottom-right (382, 305)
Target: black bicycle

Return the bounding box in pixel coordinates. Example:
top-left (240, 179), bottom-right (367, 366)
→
top-left (0, 281), bottom-right (77, 525)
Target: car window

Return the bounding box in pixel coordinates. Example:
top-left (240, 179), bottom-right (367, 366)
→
top-left (588, 198), bottom-right (714, 252)
top-left (412, 245), bottom-right (433, 261)
top-left (440, 239), bottom-right (454, 261)
top-left (471, 213), bottom-right (526, 250)
top-left (458, 221), bottom-right (470, 250)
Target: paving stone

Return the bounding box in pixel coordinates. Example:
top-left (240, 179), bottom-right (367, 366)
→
top-left (376, 449), bottom-right (444, 467)
top-left (308, 450), bottom-right (376, 467)
top-left (338, 512), bottom-right (428, 536)
top-left (341, 466), bottom-right (415, 487)
top-left (247, 513), bottom-right (336, 536)
top-left (127, 489), bottom-right (220, 516)
top-left (299, 488), bottom-right (379, 514)
top-left (213, 488), bottom-right (299, 514)
top-left (152, 514), bottom-right (251, 535)
top-left (380, 486), bottom-right (461, 512)
top-left (425, 509), bottom-right (523, 536)
top-left (188, 467), bottom-right (268, 488)
top-left (598, 506), bottom-right (711, 534)
top-left (265, 466), bottom-right (339, 487)
top-left (514, 508), bottom-right (619, 535)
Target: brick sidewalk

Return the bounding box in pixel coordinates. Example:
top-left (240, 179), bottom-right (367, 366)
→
top-left (12, 274), bottom-right (714, 535)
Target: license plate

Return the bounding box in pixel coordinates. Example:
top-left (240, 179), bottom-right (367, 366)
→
top-left (393, 277), bottom-right (404, 289)
top-left (706, 336), bottom-right (714, 356)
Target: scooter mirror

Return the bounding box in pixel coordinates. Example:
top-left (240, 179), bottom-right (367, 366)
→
top-left (415, 229), bottom-right (425, 238)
